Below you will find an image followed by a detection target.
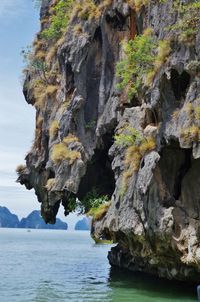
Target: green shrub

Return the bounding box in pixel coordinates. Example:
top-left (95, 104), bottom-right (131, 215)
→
top-left (80, 189), bottom-right (109, 214)
top-left (195, 106), bottom-right (200, 120)
top-left (85, 120), bottom-right (96, 130)
top-left (66, 189), bottom-right (109, 216)
top-left (114, 126), bottom-right (143, 147)
top-left (169, 1), bottom-right (200, 45)
top-left (114, 125), bottom-right (156, 192)
top-left (116, 29), bottom-right (157, 98)
top-left (65, 196), bottom-right (77, 213)
top-left (87, 201), bottom-right (111, 221)
top-left (41, 0), bottom-right (74, 40)
top-left (21, 46), bottom-right (49, 83)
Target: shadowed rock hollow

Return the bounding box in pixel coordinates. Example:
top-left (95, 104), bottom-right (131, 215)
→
top-left (17, 0), bottom-right (200, 281)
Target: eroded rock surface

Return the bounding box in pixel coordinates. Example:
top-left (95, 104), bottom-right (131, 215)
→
top-left (18, 0), bottom-right (200, 281)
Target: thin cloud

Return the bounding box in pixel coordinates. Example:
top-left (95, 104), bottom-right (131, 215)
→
top-left (0, 0), bottom-right (26, 19)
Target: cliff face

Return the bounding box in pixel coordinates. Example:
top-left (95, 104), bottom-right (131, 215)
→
top-left (18, 0), bottom-right (200, 281)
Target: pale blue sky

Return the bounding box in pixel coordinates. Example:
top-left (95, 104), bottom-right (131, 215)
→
top-left (0, 0), bottom-right (79, 229)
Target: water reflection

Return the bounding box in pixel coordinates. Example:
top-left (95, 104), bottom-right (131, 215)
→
top-left (108, 267), bottom-right (196, 302)
top-left (34, 281), bottom-right (65, 302)
top-left (0, 229), bottom-right (197, 302)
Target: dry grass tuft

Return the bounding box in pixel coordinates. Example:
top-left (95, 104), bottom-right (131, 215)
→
top-left (145, 39), bottom-right (171, 86)
top-left (33, 81), bottom-right (47, 107)
top-left (35, 50), bottom-right (46, 60)
top-left (51, 143), bottom-right (81, 164)
top-left (73, 0), bottom-right (101, 22)
top-left (46, 85), bottom-right (57, 96)
top-left (87, 201), bottom-right (111, 221)
top-left (34, 83), bottom-right (57, 108)
top-left (49, 120), bottom-right (59, 138)
top-left (73, 24), bottom-right (83, 35)
top-left (180, 125), bottom-right (200, 143)
top-left (16, 164), bottom-right (26, 175)
top-left (121, 136), bottom-right (156, 192)
top-left (172, 109), bottom-right (180, 120)
top-left (63, 134), bottom-right (79, 145)
top-left (46, 46), bottom-right (57, 63)
top-left (154, 40), bottom-right (171, 70)
top-left (195, 106), bottom-right (200, 120)
top-left (45, 178), bottom-right (56, 191)
top-left (139, 136), bottom-right (157, 155)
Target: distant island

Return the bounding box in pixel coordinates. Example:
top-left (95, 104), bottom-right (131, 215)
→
top-left (0, 206), bottom-right (67, 230)
top-left (0, 206), bottom-right (19, 228)
top-left (75, 217), bottom-right (90, 231)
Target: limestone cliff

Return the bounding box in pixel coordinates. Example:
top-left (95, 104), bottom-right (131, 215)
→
top-left (17, 0), bottom-right (200, 281)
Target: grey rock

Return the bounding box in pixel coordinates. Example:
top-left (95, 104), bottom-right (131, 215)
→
top-left (18, 0), bottom-right (200, 281)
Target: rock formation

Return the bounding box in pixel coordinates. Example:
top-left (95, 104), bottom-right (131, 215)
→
top-left (0, 207), bottom-right (68, 229)
top-left (17, 0), bottom-right (200, 281)
top-left (75, 217), bottom-right (90, 230)
top-left (19, 210), bottom-right (68, 229)
top-left (0, 206), bottom-right (19, 228)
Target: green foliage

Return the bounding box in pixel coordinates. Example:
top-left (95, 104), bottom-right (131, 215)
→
top-left (169, 0), bottom-right (200, 44)
top-left (41, 0), bottom-right (74, 40)
top-left (116, 30), bottom-right (157, 98)
top-left (114, 126), bottom-right (143, 147)
top-left (21, 46), bottom-right (49, 83)
top-left (85, 120), bottom-right (96, 130)
top-left (21, 45), bottom-right (33, 64)
top-left (80, 189), bottom-right (109, 214)
top-left (66, 189), bottom-right (109, 215)
top-left (87, 201), bottom-right (111, 221)
top-left (114, 125), bottom-right (157, 194)
top-left (66, 196), bottom-right (77, 213)
top-left (195, 106), bottom-right (200, 120)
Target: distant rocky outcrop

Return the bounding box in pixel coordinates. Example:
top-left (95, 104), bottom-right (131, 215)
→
top-left (0, 206), bottom-right (19, 228)
top-left (0, 207), bottom-right (67, 230)
top-left (75, 217), bottom-right (90, 231)
top-left (19, 210), bottom-right (68, 230)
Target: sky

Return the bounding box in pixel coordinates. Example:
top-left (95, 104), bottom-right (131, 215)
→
top-left (0, 0), bottom-right (80, 229)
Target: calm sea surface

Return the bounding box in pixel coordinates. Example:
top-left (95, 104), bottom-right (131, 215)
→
top-left (0, 228), bottom-right (196, 302)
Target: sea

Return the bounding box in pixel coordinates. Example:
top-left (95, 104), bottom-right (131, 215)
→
top-left (0, 228), bottom-right (197, 302)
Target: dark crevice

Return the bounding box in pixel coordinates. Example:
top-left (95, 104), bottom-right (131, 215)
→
top-left (145, 107), bottom-right (160, 126)
top-left (158, 141), bottom-right (192, 207)
top-left (65, 63), bottom-right (74, 93)
top-left (94, 26), bottom-right (103, 43)
top-left (115, 201), bottom-right (120, 210)
top-left (77, 131), bottom-right (115, 200)
top-left (106, 11), bottom-right (126, 30)
top-left (171, 69), bottom-right (190, 100)
top-left (43, 134), bottom-right (49, 166)
top-left (140, 158), bottom-right (145, 169)
top-left (48, 169), bottom-right (55, 179)
top-left (125, 96), bottom-right (141, 108)
top-left (173, 149), bottom-right (192, 200)
top-left (84, 27), bottom-right (102, 125)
